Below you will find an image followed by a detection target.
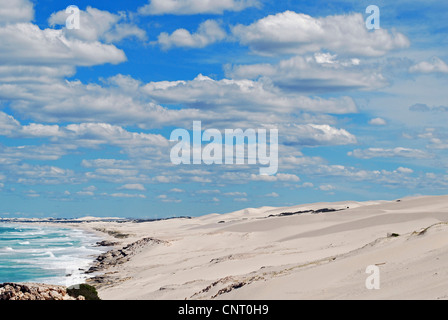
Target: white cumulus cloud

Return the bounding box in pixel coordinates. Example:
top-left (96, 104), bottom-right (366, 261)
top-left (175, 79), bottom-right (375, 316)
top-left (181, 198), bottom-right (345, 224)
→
top-left (232, 11), bottom-right (410, 57)
top-left (348, 147), bottom-right (431, 159)
top-left (369, 118), bottom-right (387, 126)
top-left (0, 0), bottom-right (34, 24)
top-left (48, 7), bottom-right (147, 43)
top-left (156, 20), bottom-right (226, 50)
top-left (119, 184), bottom-right (146, 191)
top-left (409, 57), bottom-right (448, 74)
top-left (139, 0), bottom-right (259, 15)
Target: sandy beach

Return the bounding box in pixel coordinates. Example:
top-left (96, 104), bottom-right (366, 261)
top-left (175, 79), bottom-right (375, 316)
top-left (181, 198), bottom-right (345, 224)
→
top-left (40, 195), bottom-right (448, 300)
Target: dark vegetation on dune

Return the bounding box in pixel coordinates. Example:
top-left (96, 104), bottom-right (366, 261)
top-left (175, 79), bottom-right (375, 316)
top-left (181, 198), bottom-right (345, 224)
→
top-left (67, 284), bottom-right (101, 300)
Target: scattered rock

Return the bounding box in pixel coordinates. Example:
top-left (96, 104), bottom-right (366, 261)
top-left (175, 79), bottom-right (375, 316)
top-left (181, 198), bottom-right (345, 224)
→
top-left (0, 283), bottom-right (84, 300)
top-left (95, 240), bottom-right (119, 247)
top-left (93, 228), bottom-right (130, 239)
top-left (387, 233), bottom-right (400, 237)
top-left (86, 237), bottom-right (169, 288)
top-left (87, 237), bottom-right (168, 274)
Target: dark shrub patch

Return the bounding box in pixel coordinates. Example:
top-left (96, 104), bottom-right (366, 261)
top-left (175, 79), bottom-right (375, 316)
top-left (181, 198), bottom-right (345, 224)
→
top-left (67, 284), bottom-right (101, 300)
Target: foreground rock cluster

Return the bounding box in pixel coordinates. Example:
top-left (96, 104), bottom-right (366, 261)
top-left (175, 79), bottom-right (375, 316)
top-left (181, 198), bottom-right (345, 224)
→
top-left (0, 283), bottom-right (85, 300)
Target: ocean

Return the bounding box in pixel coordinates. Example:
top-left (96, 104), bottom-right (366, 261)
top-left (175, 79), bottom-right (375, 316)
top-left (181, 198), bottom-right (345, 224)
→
top-left (0, 223), bottom-right (105, 286)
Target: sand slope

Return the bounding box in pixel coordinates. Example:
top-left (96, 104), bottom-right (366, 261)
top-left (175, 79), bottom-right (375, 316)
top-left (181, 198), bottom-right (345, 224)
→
top-left (80, 195), bottom-right (448, 300)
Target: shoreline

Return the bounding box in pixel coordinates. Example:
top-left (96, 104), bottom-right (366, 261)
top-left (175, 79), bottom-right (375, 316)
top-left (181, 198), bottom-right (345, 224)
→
top-left (0, 221), bottom-right (110, 287)
top-left (5, 219), bottom-right (181, 290)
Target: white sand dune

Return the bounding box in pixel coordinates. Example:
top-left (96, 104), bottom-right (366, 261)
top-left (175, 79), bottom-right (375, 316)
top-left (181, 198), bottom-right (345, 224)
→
top-left (71, 195), bottom-right (448, 300)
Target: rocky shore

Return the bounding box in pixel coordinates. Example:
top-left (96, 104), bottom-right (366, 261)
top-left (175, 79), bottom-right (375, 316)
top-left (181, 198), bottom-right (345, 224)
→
top-left (86, 237), bottom-right (169, 288)
top-left (88, 237), bottom-right (168, 274)
top-left (0, 283), bottom-right (85, 300)
top-left (0, 231), bottom-right (168, 299)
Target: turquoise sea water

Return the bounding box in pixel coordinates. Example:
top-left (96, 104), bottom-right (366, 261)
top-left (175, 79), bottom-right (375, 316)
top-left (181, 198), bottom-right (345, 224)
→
top-left (0, 223), bottom-right (105, 285)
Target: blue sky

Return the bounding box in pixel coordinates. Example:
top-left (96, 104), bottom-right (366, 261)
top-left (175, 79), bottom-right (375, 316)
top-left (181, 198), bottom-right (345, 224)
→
top-left (0, 0), bottom-right (448, 218)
